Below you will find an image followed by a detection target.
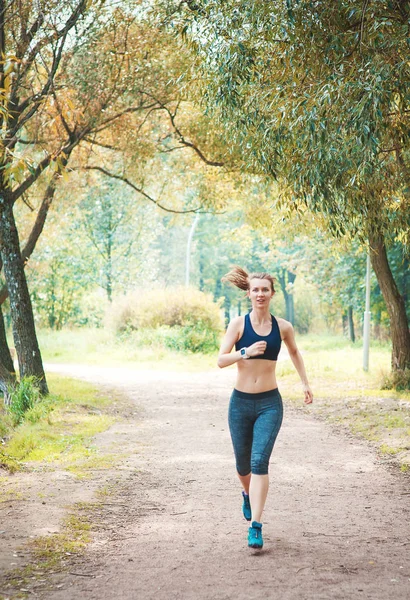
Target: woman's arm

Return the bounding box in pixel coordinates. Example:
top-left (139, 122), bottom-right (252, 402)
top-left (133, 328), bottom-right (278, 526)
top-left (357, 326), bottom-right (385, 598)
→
top-left (217, 317), bottom-right (267, 368)
top-left (280, 320), bottom-right (313, 404)
top-left (217, 318), bottom-right (244, 368)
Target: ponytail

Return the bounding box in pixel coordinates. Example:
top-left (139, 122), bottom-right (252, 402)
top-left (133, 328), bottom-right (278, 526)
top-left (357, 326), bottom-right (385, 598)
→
top-left (221, 266), bottom-right (250, 291)
top-left (222, 266), bottom-right (276, 292)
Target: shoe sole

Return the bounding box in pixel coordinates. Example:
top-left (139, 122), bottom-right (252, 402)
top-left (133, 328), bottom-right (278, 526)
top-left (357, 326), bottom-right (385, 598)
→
top-left (248, 543), bottom-right (263, 549)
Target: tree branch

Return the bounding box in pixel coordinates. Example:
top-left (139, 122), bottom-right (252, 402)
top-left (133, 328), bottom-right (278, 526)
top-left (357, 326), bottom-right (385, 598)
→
top-left (7, 1), bottom-right (87, 139)
top-left (83, 137), bottom-right (121, 151)
top-left (9, 126), bottom-right (89, 203)
top-left (143, 93), bottom-right (225, 167)
top-left (89, 102), bottom-right (161, 135)
top-left (81, 165), bottom-right (206, 214)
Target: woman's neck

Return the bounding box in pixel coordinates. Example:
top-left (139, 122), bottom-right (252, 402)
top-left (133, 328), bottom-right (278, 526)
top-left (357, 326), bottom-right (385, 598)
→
top-left (250, 306), bottom-right (271, 324)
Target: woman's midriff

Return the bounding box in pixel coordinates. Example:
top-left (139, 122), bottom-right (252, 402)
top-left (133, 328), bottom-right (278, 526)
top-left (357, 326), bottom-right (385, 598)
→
top-left (236, 359), bottom-right (278, 393)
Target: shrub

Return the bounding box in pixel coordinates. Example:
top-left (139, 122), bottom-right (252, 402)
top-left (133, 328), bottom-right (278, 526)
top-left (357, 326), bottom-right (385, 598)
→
top-left (7, 378), bottom-right (43, 426)
top-left (107, 287), bottom-right (224, 353)
top-left (381, 368), bottom-right (410, 392)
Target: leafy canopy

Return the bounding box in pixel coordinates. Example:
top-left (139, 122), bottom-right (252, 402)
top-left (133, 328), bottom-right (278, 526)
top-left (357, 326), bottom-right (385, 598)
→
top-left (168, 0), bottom-right (410, 242)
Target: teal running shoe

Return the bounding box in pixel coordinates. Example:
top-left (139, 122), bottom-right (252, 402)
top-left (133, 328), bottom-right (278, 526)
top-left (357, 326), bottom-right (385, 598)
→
top-left (248, 521), bottom-right (263, 549)
top-left (242, 491), bottom-right (251, 521)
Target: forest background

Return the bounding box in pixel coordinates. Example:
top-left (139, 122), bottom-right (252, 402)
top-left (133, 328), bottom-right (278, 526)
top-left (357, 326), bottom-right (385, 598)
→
top-left (0, 0), bottom-right (408, 399)
top-left (1, 5), bottom-right (409, 588)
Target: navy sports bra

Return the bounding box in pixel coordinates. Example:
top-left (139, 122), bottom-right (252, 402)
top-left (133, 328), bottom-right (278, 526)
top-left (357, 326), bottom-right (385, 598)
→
top-left (235, 313), bottom-right (281, 361)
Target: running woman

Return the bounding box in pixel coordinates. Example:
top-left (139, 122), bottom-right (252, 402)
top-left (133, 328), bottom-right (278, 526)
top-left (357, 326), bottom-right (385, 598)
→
top-left (217, 266), bottom-right (313, 549)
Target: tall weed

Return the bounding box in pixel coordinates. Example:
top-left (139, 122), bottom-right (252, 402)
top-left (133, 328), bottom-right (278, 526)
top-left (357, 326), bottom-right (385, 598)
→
top-left (7, 377), bottom-right (43, 426)
top-left (381, 368), bottom-right (410, 392)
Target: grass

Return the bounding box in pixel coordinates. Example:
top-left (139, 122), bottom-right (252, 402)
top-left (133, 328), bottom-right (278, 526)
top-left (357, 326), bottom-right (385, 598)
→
top-left (36, 327), bottom-right (404, 383)
top-left (36, 327), bottom-right (410, 470)
top-left (0, 373), bottom-right (123, 476)
top-left (37, 327), bottom-right (217, 371)
top-left (0, 502), bottom-right (94, 598)
top-left (0, 370), bottom-right (131, 599)
top-left (0, 328), bottom-right (408, 598)
top-left (275, 334), bottom-right (410, 470)
top-left (4, 329), bottom-right (409, 473)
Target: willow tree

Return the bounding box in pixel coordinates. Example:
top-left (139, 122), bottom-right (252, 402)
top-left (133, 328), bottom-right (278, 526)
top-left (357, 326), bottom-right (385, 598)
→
top-left (170, 0), bottom-right (410, 375)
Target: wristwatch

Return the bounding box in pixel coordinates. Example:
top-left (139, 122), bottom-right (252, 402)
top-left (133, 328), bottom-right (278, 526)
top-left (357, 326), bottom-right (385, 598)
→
top-left (240, 347), bottom-right (249, 359)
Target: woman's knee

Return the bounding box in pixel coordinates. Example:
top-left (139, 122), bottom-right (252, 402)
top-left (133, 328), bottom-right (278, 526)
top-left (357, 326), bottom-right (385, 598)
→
top-left (236, 456), bottom-right (251, 476)
top-left (251, 453), bottom-right (269, 475)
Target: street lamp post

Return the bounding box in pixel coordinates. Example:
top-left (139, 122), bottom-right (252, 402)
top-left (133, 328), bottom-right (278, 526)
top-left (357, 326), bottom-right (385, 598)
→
top-left (185, 214), bottom-right (200, 287)
top-left (363, 253), bottom-right (371, 371)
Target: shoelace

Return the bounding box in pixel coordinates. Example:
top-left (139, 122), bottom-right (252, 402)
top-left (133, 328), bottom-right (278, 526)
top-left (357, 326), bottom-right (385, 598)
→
top-left (252, 528), bottom-right (260, 538)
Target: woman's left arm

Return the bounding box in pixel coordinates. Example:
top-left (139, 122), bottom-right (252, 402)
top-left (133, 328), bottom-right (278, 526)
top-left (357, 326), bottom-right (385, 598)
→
top-left (280, 320), bottom-right (313, 405)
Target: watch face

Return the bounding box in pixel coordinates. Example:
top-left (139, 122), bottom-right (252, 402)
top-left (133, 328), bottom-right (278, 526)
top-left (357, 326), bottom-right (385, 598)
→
top-left (240, 348), bottom-right (246, 356)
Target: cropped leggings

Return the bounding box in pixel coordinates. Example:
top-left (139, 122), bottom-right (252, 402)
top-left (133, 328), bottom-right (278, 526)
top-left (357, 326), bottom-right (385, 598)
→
top-left (228, 388), bottom-right (283, 476)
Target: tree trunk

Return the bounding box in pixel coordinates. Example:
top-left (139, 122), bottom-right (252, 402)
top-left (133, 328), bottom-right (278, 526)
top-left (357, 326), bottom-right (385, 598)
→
top-left (342, 313), bottom-right (348, 336)
top-left (403, 255), bottom-right (409, 311)
top-left (348, 305), bottom-right (355, 343)
top-left (370, 234), bottom-right (410, 371)
top-left (0, 357), bottom-right (15, 405)
top-left (0, 196), bottom-right (48, 394)
top-left (0, 303), bottom-right (16, 405)
top-left (285, 293), bottom-right (294, 325)
top-left (0, 153), bottom-right (71, 306)
top-left (224, 296), bottom-right (231, 326)
top-left (0, 304), bottom-right (15, 374)
top-left (198, 252), bottom-right (204, 291)
top-left (277, 269), bottom-right (296, 325)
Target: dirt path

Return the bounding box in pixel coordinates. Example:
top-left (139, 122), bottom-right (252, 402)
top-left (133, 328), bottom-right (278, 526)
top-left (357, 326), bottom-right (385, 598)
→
top-left (3, 365), bottom-right (410, 599)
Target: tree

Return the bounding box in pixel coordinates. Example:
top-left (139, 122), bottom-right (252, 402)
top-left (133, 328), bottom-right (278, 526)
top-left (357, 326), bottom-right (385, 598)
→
top-left (173, 0), bottom-right (410, 374)
top-left (173, 0), bottom-right (410, 376)
top-left (0, 1), bottom-right (230, 393)
top-left (0, 0), bottom-right (111, 392)
top-left (75, 179), bottom-right (161, 301)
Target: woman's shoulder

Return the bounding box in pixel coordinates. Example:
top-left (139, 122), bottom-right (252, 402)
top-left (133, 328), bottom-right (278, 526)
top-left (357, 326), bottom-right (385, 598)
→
top-left (275, 316), bottom-right (293, 333)
top-left (224, 315), bottom-right (245, 343)
top-left (228, 315), bottom-right (245, 330)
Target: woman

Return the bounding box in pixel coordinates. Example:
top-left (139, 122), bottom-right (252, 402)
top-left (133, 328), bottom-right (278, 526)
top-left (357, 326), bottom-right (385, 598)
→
top-left (217, 266), bottom-right (313, 549)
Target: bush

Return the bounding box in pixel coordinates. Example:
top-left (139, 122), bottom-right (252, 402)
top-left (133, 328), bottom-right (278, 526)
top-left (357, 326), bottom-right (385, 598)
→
top-left (381, 368), bottom-right (410, 391)
top-left (107, 287), bottom-right (224, 353)
top-left (7, 378), bottom-right (43, 426)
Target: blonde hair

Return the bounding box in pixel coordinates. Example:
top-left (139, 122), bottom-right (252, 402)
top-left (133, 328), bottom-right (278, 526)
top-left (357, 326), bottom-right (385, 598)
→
top-left (222, 266), bottom-right (276, 292)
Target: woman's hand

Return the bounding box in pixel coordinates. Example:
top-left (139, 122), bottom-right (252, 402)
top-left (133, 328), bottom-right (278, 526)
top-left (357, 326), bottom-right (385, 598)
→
top-left (246, 341), bottom-right (267, 357)
top-left (303, 384), bottom-right (313, 404)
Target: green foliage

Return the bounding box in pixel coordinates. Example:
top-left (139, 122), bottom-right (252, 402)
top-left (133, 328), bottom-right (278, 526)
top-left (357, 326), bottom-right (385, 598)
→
top-left (29, 243), bottom-right (84, 330)
top-left (294, 284), bottom-right (315, 335)
top-left (7, 378), bottom-right (43, 427)
top-left (174, 0), bottom-right (410, 240)
top-left (75, 180), bottom-right (160, 302)
top-left (131, 324), bottom-right (220, 354)
top-left (381, 369), bottom-right (410, 392)
top-left (108, 286), bottom-right (224, 353)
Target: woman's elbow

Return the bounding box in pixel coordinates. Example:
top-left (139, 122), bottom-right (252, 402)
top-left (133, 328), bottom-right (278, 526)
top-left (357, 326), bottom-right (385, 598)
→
top-left (289, 348), bottom-right (300, 361)
top-left (217, 355), bottom-right (225, 369)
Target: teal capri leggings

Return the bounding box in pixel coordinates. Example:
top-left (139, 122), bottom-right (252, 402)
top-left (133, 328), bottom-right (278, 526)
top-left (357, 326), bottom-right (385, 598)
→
top-left (228, 388), bottom-right (283, 476)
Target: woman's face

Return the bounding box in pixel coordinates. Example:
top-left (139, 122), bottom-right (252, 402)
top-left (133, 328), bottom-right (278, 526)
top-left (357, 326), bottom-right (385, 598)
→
top-left (248, 278), bottom-right (274, 308)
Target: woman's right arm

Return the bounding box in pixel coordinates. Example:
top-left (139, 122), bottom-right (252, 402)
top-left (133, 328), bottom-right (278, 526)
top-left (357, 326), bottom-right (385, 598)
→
top-left (217, 318), bottom-right (243, 368)
top-left (217, 318), bottom-right (267, 368)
